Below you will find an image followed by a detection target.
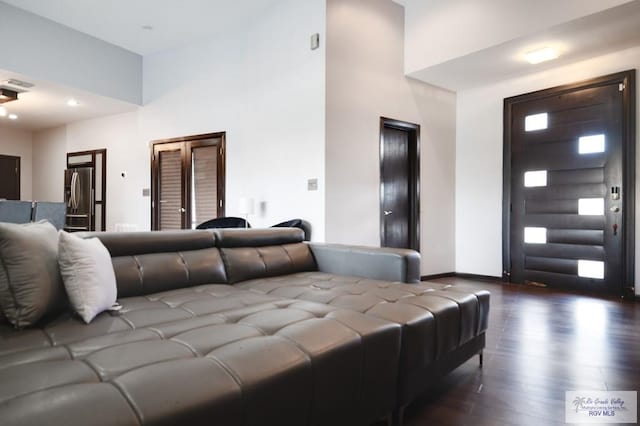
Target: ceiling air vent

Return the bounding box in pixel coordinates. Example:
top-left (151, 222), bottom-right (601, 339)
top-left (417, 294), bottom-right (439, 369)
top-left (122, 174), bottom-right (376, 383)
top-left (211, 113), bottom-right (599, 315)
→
top-left (0, 88), bottom-right (18, 104)
top-left (4, 79), bottom-right (34, 89)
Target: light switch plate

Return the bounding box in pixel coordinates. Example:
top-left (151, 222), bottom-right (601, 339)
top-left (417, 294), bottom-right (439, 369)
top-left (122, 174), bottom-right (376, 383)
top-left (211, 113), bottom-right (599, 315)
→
top-left (142, 188), bottom-right (150, 197)
top-left (310, 33), bottom-right (320, 50)
top-left (307, 178), bottom-right (318, 191)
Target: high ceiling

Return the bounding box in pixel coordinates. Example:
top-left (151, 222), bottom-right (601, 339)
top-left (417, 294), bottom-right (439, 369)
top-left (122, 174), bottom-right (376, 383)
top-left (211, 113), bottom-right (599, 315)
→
top-left (2, 0), bottom-right (281, 55)
top-left (405, 0), bottom-right (640, 90)
top-left (0, 0), bottom-right (282, 130)
top-left (1, 0), bottom-right (639, 131)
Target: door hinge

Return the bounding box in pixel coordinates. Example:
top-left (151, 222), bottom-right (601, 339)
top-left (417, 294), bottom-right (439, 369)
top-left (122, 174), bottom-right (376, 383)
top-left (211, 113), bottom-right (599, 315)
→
top-left (219, 199), bottom-right (223, 208)
top-left (619, 83), bottom-right (625, 92)
top-left (15, 168), bottom-right (18, 175)
top-left (219, 147), bottom-right (224, 156)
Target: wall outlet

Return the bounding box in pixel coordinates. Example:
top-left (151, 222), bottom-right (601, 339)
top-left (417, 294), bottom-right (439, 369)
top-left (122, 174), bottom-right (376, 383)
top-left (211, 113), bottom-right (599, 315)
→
top-left (307, 178), bottom-right (318, 191)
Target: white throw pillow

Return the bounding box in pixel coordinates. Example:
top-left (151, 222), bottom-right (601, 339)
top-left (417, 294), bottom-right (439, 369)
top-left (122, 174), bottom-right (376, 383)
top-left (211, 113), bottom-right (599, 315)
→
top-left (58, 231), bottom-right (117, 323)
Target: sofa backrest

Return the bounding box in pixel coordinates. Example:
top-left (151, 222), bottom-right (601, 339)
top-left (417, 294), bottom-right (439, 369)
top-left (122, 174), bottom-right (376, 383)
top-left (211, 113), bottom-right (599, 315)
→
top-left (81, 228), bottom-right (317, 297)
top-left (214, 228), bottom-right (317, 283)
top-left (82, 230), bottom-right (226, 297)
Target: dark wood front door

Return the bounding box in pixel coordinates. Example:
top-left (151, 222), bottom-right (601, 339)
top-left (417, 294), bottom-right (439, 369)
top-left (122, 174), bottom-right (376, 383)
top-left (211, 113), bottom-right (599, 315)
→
top-left (380, 118), bottom-right (420, 250)
top-left (0, 155), bottom-right (20, 200)
top-left (504, 71), bottom-right (635, 296)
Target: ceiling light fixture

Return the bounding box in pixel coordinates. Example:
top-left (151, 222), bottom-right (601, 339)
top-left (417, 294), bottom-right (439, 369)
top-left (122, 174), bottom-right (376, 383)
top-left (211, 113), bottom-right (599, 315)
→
top-left (525, 47), bottom-right (559, 64)
top-left (141, 25), bottom-right (154, 30)
top-left (8, 113), bottom-right (18, 120)
top-left (0, 106), bottom-right (6, 117)
top-left (67, 98), bottom-right (80, 107)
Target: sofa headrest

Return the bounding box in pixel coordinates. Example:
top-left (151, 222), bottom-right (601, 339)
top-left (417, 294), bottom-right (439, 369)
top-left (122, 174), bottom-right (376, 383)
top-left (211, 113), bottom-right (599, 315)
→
top-left (78, 230), bottom-right (217, 257)
top-left (214, 228), bottom-right (304, 248)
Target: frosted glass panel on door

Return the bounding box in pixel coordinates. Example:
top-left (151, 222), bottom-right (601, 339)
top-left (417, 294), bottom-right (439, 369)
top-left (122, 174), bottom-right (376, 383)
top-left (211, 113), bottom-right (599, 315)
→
top-left (94, 204), bottom-right (103, 232)
top-left (95, 153), bottom-right (103, 202)
top-left (578, 198), bottom-right (604, 216)
top-left (524, 227), bottom-right (547, 244)
top-left (524, 170), bottom-right (547, 187)
top-left (68, 154), bottom-right (93, 165)
top-left (579, 134), bottom-right (605, 154)
top-left (578, 260), bottom-right (604, 279)
top-left (525, 113), bottom-right (548, 131)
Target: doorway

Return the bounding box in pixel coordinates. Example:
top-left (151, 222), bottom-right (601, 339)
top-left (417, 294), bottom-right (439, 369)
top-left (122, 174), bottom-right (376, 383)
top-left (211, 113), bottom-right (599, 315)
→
top-left (151, 132), bottom-right (226, 230)
top-left (380, 117), bottom-right (420, 251)
top-left (0, 155), bottom-right (20, 200)
top-left (65, 149), bottom-right (106, 232)
top-left (503, 70), bottom-right (635, 297)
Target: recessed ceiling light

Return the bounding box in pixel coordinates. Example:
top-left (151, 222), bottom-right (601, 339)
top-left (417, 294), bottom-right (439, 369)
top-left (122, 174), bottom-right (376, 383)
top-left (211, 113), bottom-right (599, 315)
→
top-left (8, 113), bottom-right (18, 120)
top-left (0, 106), bottom-right (6, 117)
top-left (141, 25), bottom-right (154, 30)
top-left (525, 47), bottom-right (559, 64)
top-left (67, 98), bottom-right (80, 107)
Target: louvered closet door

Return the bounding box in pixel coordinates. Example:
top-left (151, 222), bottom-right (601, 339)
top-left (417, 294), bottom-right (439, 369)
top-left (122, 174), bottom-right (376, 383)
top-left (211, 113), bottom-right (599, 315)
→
top-left (154, 143), bottom-right (186, 230)
top-left (190, 142), bottom-right (222, 228)
top-left (508, 80), bottom-right (626, 294)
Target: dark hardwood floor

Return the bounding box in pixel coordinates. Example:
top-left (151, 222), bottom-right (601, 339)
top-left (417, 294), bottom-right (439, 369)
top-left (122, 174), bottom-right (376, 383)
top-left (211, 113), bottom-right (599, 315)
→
top-left (397, 278), bottom-right (640, 426)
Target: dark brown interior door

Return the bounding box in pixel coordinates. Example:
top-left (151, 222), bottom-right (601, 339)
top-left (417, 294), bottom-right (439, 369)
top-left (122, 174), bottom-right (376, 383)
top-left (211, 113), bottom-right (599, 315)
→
top-left (0, 155), bottom-right (20, 200)
top-left (380, 118), bottom-right (420, 250)
top-left (505, 71), bottom-right (635, 296)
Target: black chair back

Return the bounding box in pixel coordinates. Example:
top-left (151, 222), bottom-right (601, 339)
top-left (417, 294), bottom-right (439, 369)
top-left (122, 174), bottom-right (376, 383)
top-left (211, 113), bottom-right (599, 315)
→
top-left (196, 217), bottom-right (250, 229)
top-left (271, 219), bottom-right (311, 241)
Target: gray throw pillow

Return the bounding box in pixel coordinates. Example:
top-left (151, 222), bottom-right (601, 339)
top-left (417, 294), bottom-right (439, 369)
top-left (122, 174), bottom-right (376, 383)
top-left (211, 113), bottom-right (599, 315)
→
top-left (0, 221), bottom-right (66, 327)
top-left (58, 231), bottom-right (117, 323)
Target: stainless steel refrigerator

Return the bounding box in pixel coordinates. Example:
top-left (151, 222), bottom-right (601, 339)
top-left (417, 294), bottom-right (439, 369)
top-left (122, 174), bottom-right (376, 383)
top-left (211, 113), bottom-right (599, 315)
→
top-left (64, 167), bottom-right (93, 231)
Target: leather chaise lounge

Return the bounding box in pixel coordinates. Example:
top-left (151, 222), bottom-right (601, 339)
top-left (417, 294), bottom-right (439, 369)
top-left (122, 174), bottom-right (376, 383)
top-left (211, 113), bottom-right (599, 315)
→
top-left (0, 228), bottom-right (489, 426)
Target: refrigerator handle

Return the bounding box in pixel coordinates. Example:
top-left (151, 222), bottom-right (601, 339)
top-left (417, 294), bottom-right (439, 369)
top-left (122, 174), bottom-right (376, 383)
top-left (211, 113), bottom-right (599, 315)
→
top-left (72, 171), bottom-right (78, 210)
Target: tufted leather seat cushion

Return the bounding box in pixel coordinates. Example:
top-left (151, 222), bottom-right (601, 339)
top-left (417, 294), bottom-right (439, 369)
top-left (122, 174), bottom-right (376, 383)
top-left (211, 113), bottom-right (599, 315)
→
top-left (0, 284), bottom-right (401, 426)
top-left (235, 272), bottom-right (490, 406)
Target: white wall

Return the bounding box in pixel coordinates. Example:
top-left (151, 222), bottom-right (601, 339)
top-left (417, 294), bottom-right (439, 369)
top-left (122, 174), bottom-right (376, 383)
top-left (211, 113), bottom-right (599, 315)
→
top-left (400, 0), bottom-right (633, 74)
top-left (32, 126), bottom-right (66, 202)
top-left (455, 45), bottom-right (640, 295)
top-left (325, 0), bottom-right (457, 275)
top-left (142, 0), bottom-right (326, 238)
top-left (65, 112), bottom-right (144, 231)
top-left (31, 0), bottom-right (326, 237)
top-left (0, 127), bottom-right (32, 200)
top-left (32, 112), bottom-right (144, 230)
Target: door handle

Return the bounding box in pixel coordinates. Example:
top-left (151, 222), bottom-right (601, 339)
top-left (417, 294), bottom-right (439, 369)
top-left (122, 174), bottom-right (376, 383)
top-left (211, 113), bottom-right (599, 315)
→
top-left (384, 210), bottom-right (393, 216)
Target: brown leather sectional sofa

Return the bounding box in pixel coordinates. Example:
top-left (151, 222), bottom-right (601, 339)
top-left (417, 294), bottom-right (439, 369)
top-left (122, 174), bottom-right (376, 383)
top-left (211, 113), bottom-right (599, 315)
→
top-left (0, 228), bottom-right (489, 426)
